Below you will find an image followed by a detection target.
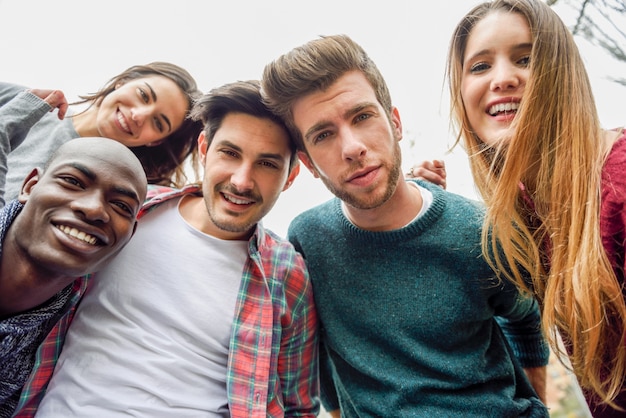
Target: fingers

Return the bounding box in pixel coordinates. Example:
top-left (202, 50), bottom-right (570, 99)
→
top-left (48, 90), bottom-right (69, 120)
top-left (28, 89), bottom-right (69, 119)
top-left (406, 159), bottom-right (447, 189)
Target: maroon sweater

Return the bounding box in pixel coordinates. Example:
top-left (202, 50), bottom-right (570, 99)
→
top-left (587, 130), bottom-right (626, 418)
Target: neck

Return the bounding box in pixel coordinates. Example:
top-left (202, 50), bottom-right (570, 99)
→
top-left (71, 107), bottom-right (100, 137)
top-left (0, 265), bottom-right (72, 318)
top-left (178, 194), bottom-right (254, 241)
top-left (0, 235), bottom-right (73, 318)
top-left (603, 128), bottom-right (623, 154)
top-left (344, 180), bottom-right (423, 231)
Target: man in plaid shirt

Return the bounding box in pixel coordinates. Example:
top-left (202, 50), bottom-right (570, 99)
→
top-left (16, 81), bottom-right (319, 417)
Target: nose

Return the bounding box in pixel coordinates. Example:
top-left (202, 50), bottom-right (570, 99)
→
top-left (340, 129), bottom-right (367, 161)
top-left (230, 164), bottom-right (255, 192)
top-left (490, 61), bottom-right (521, 91)
top-left (70, 191), bottom-right (110, 223)
top-left (130, 107), bottom-right (148, 127)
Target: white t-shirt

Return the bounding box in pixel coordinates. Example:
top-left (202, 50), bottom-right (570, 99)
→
top-left (37, 197), bottom-right (247, 417)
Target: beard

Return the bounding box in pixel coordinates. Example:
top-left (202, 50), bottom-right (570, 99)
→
top-left (317, 141), bottom-right (403, 210)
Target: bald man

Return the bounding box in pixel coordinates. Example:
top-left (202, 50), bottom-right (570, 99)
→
top-left (0, 137), bottom-right (147, 416)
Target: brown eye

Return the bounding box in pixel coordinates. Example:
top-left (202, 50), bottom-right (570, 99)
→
top-left (139, 88), bottom-right (149, 103)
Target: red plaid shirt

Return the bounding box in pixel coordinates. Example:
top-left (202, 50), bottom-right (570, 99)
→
top-left (14, 185), bottom-right (319, 417)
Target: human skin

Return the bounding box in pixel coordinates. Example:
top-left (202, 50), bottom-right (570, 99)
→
top-left (292, 70), bottom-right (424, 232)
top-left (407, 11), bottom-right (530, 188)
top-left (179, 112), bottom-right (299, 240)
top-left (73, 75), bottom-right (189, 147)
top-left (460, 10), bottom-right (530, 148)
top-left (0, 137), bottom-right (147, 316)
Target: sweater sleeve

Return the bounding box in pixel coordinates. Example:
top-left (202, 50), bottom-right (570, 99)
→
top-left (318, 338), bottom-right (340, 412)
top-left (494, 295), bottom-right (550, 368)
top-left (0, 89), bottom-right (52, 206)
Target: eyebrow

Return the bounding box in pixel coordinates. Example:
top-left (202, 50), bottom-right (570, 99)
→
top-left (303, 102), bottom-right (377, 144)
top-left (67, 162), bottom-right (141, 205)
top-left (143, 81), bottom-right (173, 133)
top-left (465, 43), bottom-right (533, 65)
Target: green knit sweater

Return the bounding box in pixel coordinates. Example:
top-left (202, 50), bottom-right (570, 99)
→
top-left (288, 180), bottom-right (549, 417)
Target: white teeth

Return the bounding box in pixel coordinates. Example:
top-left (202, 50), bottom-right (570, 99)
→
top-left (117, 111), bottom-right (131, 134)
top-left (224, 194), bottom-right (252, 205)
top-left (489, 102), bottom-right (519, 116)
top-left (56, 225), bottom-right (98, 245)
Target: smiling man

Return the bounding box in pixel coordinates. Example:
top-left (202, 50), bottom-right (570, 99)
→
top-left (32, 80), bottom-right (318, 418)
top-left (0, 136), bottom-right (147, 416)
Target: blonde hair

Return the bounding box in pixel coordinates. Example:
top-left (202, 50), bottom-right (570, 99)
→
top-left (447, 0), bottom-right (626, 407)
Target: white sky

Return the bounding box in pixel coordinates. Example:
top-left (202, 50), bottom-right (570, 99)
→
top-left (0, 0), bottom-right (624, 237)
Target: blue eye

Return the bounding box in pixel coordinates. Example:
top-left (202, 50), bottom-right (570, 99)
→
top-left (313, 132), bottom-right (331, 144)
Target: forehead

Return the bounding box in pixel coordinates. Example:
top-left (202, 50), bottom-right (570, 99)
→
top-left (48, 148), bottom-right (145, 190)
top-left (293, 70), bottom-right (378, 117)
top-left (467, 11), bottom-right (531, 50)
top-left (296, 71), bottom-right (376, 109)
top-left (124, 75), bottom-right (189, 126)
top-left (212, 112), bottom-right (292, 158)
top-left (292, 71), bottom-right (378, 130)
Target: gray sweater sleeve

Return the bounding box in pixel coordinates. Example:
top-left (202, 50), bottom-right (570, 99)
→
top-left (0, 90), bottom-right (52, 207)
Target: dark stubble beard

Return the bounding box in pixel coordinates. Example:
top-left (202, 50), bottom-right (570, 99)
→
top-left (317, 141), bottom-right (403, 210)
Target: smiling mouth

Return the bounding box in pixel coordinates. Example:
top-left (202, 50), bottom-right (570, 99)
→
top-left (222, 193), bottom-right (254, 205)
top-left (488, 102), bottom-right (519, 116)
top-left (55, 224), bottom-right (100, 245)
top-left (117, 110), bottom-right (132, 134)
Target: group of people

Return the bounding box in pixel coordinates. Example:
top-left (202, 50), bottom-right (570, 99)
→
top-left (0, 0), bottom-right (623, 417)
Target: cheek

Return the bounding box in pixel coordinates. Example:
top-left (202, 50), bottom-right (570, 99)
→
top-left (112, 216), bottom-right (136, 238)
top-left (461, 84), bottom-right (484, 126)
top-left (460, 79), bottom-right (479, 110)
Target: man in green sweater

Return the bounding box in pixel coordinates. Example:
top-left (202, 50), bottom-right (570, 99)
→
top-left (261, 34), bottom-right (549, 417)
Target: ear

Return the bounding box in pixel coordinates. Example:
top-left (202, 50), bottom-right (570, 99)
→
top-left (197, 131), bottom-right (208, 165)
top-left (391, 106), bottom-right (403, 142)
top-left (282, 161), bottom-right (301, 191)
top-left (18, 168), bottom-right (42, 204)
top-left (297, 150), bottom-right (319, 179)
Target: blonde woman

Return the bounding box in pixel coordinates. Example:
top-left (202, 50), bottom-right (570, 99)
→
top-left (413, 0), bottom-right (626, 415)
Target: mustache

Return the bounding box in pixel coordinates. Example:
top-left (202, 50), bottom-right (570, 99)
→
top-left (217, 184), bottom-right (261, 202)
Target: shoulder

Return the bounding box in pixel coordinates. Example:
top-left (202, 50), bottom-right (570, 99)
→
top-left (416, 179), bottom-right (485, 221)
top-left (603, 130), bottom-right (626, 198)
top-left (289, 198), bottom-right (339, 232)
top-left (139, 184), bottom-right (199, 217)
top-left (257, 227), bottom-right (311, 290)
top-left (260, 227), bottom-right (306, 267)
top-left (0, 82), bottom-right (30, 107)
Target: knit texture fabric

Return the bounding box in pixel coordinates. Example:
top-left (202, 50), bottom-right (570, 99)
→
top-left (288, 180), bottom-right (549, 417)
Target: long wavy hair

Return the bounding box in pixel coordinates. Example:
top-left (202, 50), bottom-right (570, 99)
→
top-left (73, 62), bottom-right (203, 187)
top-left (447, 0), bottom-right (626, 407)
